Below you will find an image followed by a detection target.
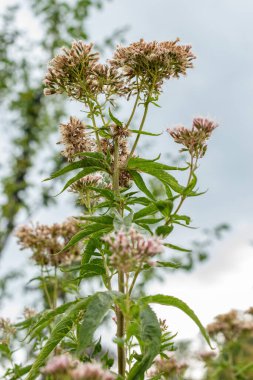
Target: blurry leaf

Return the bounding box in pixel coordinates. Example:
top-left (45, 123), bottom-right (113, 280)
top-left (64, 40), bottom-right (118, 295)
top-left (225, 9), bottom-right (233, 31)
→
top-left (109, 108), bottom-right (122, 126)
top-left (25, 298), bottom-right (89, 380)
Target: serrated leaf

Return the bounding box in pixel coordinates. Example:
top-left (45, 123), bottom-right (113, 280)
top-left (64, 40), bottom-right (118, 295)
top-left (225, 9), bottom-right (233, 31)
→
top-left (133, 204), bottom-right (158, 221)
top-left (77, 292), bottom-right (117, 353)
top-left (128, 305), bottom-right (161, 380)
top-left (127, 157), bottom-right (186, 172)
top-left (44, 157), bottom-right (108, 181)
top-left (56, 167), bottom-right (102, 195)
top-left (141, 294), bottom-right (212, 348)
top-left (79, 263), bottom-right (105, 278)
top-left (28, 301), bottom-right (78, 340)
top-left (80, 215), bottom-right (114, 225)
top-left (62, 225), bottom-right (112, 252)
top-left (129, 170), bottom-right (155, 200)
top-left (25, 298), bottom-right (89, 380)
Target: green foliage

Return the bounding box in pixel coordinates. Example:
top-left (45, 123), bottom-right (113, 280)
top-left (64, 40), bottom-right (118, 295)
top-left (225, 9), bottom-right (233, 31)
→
top-left (128, 305), bottom-right (161, 380)
top-left (141, 294), bottom-right (212, 348)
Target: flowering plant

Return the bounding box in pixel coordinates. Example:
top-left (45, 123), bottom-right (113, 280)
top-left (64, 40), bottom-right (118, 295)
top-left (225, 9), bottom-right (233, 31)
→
top-left (2, 38), bottom-right (218, 380)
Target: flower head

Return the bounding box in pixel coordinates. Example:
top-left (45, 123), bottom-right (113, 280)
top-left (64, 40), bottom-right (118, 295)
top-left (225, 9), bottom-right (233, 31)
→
top-left (168, 117), bottom-right (218, 158)
top-left (59, 116), bottom-right (96, 161)
top-left (43, 40), bottom-right (125, 101)
top-left (0, 318), bottom-right (16, 345)
top-left (70, 362), bottom-right (115, 380)
top-left (16, 218), bottom-right (80, 266)
top-left (42, 354), bottom-right (74, 375)
top-left (104, 227), bottom-right (163, 272)
top-left (149, 356), bottom-right (188, 378)
top-left (110, 38), bottom-right (195, 94)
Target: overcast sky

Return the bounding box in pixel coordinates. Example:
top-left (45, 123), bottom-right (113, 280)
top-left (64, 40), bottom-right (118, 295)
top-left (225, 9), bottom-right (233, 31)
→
top-left (1, 0), bottom-right (253, 365)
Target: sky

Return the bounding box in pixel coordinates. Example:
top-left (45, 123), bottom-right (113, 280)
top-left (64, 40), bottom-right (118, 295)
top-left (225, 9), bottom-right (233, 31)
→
top-left (1, 0), bottom-right (253, 370)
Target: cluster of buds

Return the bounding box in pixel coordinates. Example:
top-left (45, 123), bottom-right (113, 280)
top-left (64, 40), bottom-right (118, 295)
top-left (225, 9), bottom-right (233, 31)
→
top-left (0, 317), bottom-right (16, 345)
top-left (43, 40), bottom-right (125, 102)
top-left (168, 117), bottom-right (218, 158)
top-left (104, 227), bottom-right (163, 272)
top-left (110, 38), bottom-right (195, 95)
top-left (16, 218), bottom-right (80, 266)
top-left (42, 355), bottom-right (115, 380)
top-left (59, 116), bottom-right (96, 161)
top-left (69, 174), bottom-right (103, 193)
top-left (207, 309), bottom-right (253, 341)
top-left (23, 307), bottom-right (37, 320)
top-left (148, 356), bottom-right (188, 379)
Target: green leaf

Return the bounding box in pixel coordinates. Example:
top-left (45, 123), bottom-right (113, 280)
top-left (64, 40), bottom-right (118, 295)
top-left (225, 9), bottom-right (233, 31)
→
top-left (80, 215), bottom-right (114, 225)
top-left (141, 294), bottom-right (212, 348)
top-left (10, 365), bottom-right (32, 380)
top-left (128, 305), bottom-right (161, 380)
top-left (45, 157), bottom-right (108, 181)
top-left (62, 224), bottom-right (112, 252)
top-left (87, 186), bottom-right (115, 200)
top-left (109, 108), bottom-right (122, 126)
top-left (133, 204), bottom-right (158, 221)
top-left (79, 263), bottom-right (105, 278)
top-left (28, 301), bottom-right (78, 340)
top-left (163, 243), bottom-right (192, 253)
top-left (127, 157), bottom-right (186, 172)
top-left (155, 261), bottom-right (181, 269)
top-left (77, 292), bottom-right (117, 353)
top-left (56, 167), bottom-right (102, 195)
top-left (172, 214), bottom-right (191, 225)
top-left (129, 170), bottom-right (155, 200)
top-left (156, 225), bottom-right (173, 237)
top-left (81, 238), bottom-right (101, 265)
top-left (154, 200), bottom-right (173, 218)
top-left (25, 298), bottom-right (89, 380)
top-left (73, 151), bottom-right (105, 160)
top-left (129, 130), bottom-right (162, 137)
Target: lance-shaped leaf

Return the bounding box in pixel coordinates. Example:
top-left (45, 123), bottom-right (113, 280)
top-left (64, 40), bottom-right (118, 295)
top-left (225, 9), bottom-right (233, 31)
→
top-left (61, 224), bottom-right (112, 252)
top-left (129, 170), bottom-right (155, 200)
top-left (27, 300), bottom-right (79, 340)
top-left (128, 304), bottom-right (161, 380)
top-left (25, 298), bottom-right (89, 380)
top-left (44, 157), bottom-right (109, 181)
top-left (56, 166), bottom-right (103, 195)
top-left (127, 157), bottom-right (186, 171)
top-left (141, 294), bottom-right (212, 348)
top-left (77, 291), bottom-right (119, 353)
top-left (129, 129), bottom-right (162, 137)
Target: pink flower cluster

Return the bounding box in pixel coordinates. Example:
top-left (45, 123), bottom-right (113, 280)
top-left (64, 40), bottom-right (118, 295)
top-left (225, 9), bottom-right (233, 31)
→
top-left (104, 227), bottom-right (163, 272)
top-left (168, 117), bottom-right (218, 158)
top-left (42, 355), bottom-right (115, 380)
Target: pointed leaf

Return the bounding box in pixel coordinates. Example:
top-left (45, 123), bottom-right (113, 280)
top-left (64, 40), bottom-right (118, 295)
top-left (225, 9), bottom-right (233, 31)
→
top-left (128, 305), bottom-right (161, 380)
top-left (25, 298), bottom-right (89, 380)
top-left (141, 294), bottom-right (212, 348)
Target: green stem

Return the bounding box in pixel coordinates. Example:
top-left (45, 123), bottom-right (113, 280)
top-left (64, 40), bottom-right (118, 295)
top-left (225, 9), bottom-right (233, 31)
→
top-left (127, 100), bottom-right (150, 163)
top-left (128, 268), bottom-right (141, 296)
top-left (87, 100), bottom-right (102, 151)
top-left (125, 91), bottom-right (140, 129)
top-left (166, 155), bottom-right (197, 225)
top-left (113, 137), bottom-right (126, 378)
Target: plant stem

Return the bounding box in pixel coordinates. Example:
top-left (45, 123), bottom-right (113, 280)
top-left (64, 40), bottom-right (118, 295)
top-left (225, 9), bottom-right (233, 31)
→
top-left (112, 136), bottom-right (126, 378)
top-left (87, 100), bottom-right (102, 151)
top-left (166, 155), bottom-right (197, 225)
top-left (127, 100), bottom-right (150, 163)
top-left (125, 91), bottom-right (140, 129)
